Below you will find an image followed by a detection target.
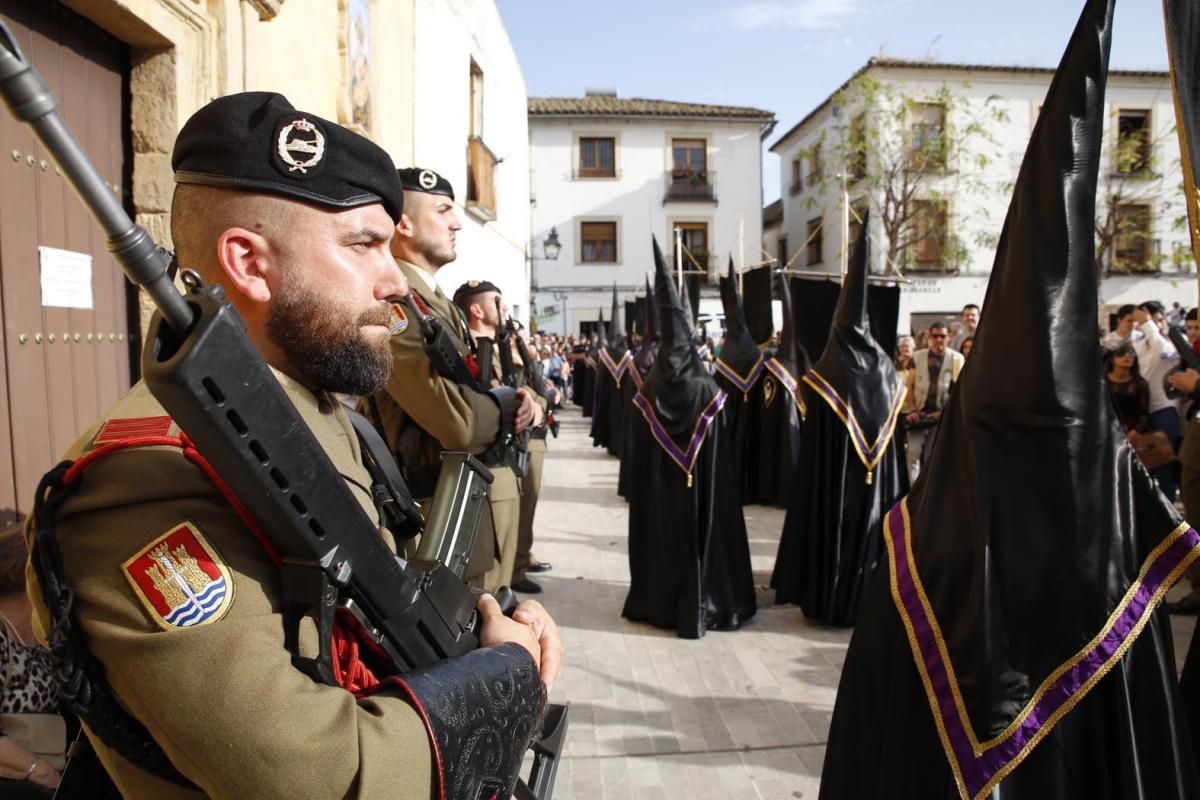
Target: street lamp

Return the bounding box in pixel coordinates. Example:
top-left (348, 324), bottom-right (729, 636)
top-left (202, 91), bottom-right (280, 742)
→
top-left (543, 227), bottom-right (562, 261)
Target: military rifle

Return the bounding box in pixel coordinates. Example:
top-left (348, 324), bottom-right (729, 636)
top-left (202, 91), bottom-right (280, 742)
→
top-left (508, 318), bottom-right (561, 438)
top-left (494, 298), bottom-right (531, 476)
top-left (0, 20), bottom-right (564, 800)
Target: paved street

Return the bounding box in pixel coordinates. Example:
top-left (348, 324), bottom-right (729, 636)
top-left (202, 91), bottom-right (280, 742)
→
top-left (533, 409), bottom-right (1200, 799)
top-left (536, 412), bottom-right (846, 799)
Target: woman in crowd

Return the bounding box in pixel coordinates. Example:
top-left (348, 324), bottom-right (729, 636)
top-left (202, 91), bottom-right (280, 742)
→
top-left (0, 522), bottom-right (64, 798)
top-left (1105, 344), bottom-right (1150, 436)
top-left (895, 336), bottom-right (916, 413)
top-left (959, 336), bottom-right (975, 358)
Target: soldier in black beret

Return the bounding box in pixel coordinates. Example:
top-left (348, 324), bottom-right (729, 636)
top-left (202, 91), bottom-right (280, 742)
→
top-left (362, 166), bottom-right (546, 592)
top-left (24, 92), bottom-right (563, 798)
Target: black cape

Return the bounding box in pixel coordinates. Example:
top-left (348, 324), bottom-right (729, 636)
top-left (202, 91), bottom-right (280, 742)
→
top-left (822, 2), bottom-right (1199, 797)
top-left (619, 282), bottom-right (659, 500)
top-left (771, 215), bottom-right (908, 627)
top-left (754, 272), bottom-right (809, 508)
top-left (623, 238), bottom-right (756, 638)
top-left (714, 259), bottom-right (764, 506)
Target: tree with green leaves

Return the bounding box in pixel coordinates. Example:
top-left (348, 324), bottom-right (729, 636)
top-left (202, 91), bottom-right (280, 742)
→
top-left (797, 73), bottom-right (1009, 275)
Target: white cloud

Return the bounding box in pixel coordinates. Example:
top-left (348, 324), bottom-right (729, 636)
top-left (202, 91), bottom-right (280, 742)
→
top-left (725, 0), bottom-right (859, 30)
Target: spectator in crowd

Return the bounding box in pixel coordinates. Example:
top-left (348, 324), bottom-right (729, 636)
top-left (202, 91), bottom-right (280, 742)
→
top-left (895, 336), bottom-right (915, 411)
top-left (1105, 344), bottom-right (1150, 436)
top-left (914, 330), bottom-right (930, 351)
top-left (1102, 304), bottom-right (1139, 349)
top-left (950, 304), bottom-right (980, 352)
top-left (1186, 308), bottom-right (1200, 353)
top-left (1168, 301), bottom-right (1186, 328)
top-left (960, 336), bottom-right (975, 359)
top-left (1132, 301), bottom-right (1182, 500)
top-left (905, 321), bottom-right (965, 482)
top-left (0, 523), bottom-right (64, 798)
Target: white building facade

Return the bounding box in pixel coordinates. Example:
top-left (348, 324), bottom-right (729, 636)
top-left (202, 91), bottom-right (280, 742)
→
top-left (405, 0), bottom-right (532, 323)
top-left (769, 58), bottom-right (1195, 335)
top-left (528, 94), bottom-right (775, 335)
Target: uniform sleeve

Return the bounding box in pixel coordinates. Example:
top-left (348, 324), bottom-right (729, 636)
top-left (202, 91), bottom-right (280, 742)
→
top-left (37, 448), bottom-right (436, 800)
top-left (384, 319), bottom-right (502, 453)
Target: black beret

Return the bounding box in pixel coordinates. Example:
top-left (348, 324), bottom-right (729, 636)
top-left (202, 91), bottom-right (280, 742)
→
top-left (397, 167), bottom-right (455, 198)
top-left (453, 279), bottom-right (502, 305)
top-left (171, 92), bottom-right (404, 223)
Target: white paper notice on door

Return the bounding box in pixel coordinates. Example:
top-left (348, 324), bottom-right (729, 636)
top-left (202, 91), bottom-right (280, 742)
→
top-left (39, 246), bottom-right (94, 309)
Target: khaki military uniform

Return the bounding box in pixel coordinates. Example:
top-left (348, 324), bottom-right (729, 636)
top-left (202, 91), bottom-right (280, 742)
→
top-left (366, 259), bottom-right (519, 591)
top-left (514, 436), bottom-right (547, 583)
top-left (25, 373), bottom-right (434, 799)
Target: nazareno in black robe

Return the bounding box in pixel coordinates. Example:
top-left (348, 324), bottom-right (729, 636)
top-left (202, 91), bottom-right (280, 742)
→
top-left (754, 271), bottom-right (809, 509)
top-left (713, 258), bottom-right (763, 506)
top-left (821, 3), bottom-right (1199, 797)
top-left (619, 281), bottom-right (659, 500)
top-left (770, 214), bottom-right (908, 628)
top-left (571, 346), bottom-right (594, 415)
top-left (623, 238), bottom-right (756, 639)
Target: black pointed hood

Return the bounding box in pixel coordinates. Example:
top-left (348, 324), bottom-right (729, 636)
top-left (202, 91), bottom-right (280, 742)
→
top-left (716, 256), bottom-right (764, 388)
top-left (596, 307), bottom-right (608, 348)
top-left (1166, 0), bottom-right (1200, 268)
top-left (804, 212), bottom-right (903, 470)
top-left (773, 270), bottom-right (810, 376)
top-left (608, 282), bottom-right (627, 354)
top-left (742, 264), bottom-right (775, 346)
top-left (636, 237), bottom-right (724, 462)
top-left (633, 276), bottom-right (659, 377)
top-left (880, 3), bottom-right (1196, 796)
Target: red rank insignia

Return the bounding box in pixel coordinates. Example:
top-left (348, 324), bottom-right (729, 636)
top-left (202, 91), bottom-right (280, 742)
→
top-left (93, 415), bottom-right (173, 447)
top-left (122, 523), bottom-right (234, 631)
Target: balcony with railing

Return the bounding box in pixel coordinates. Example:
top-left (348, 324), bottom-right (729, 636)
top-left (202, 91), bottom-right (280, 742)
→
top-left (664, 169), bottom-right (716, 203)
top-left (466, 136), bottom-right (498, 221)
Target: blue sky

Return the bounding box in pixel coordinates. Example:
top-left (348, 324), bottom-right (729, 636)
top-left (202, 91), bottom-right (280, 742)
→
top-left (496, 0), bottom-right (1171, 201)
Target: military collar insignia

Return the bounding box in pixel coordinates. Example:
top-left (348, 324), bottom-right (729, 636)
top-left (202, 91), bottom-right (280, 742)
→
top-left (390, 303), bottom-right (409, 335)
top-left (122, 523), bottom-right (234, 631)
top-left (274, 117), bottom-right (326, 177)
top-left (419, 169), bottom-right (438, 190)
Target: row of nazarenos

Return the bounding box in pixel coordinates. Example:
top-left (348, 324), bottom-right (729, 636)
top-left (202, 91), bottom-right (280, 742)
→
top-left (572, 0), bottom-right (1200, 795)
top-left (822, 0), bottom-right (1200, 795)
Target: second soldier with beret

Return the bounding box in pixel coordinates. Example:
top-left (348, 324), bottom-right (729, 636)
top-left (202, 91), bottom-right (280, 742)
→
top-left (362, 168), bottom-right (543, 591)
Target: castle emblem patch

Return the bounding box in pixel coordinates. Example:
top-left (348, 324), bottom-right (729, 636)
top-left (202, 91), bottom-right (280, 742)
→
top-left (122, 523), bottom-right (234, 630)
top-left (390, 303), bottom-right (409, 335)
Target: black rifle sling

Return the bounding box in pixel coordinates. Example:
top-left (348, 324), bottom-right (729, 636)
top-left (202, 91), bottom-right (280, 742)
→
top-left (346, 408), bottom-right (424, 543)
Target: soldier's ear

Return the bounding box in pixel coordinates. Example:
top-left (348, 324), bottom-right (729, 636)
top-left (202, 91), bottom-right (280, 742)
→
top-left (215, 226), bottom-right (274, 304)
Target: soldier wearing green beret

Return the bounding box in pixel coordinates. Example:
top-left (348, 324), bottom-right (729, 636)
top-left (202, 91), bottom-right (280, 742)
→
top-left (22, 92), bottom-right (563, 799)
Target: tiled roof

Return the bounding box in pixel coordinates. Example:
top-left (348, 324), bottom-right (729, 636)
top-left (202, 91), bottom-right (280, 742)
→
top-left (769, 57), bottom-right (1169, 153)
top-left (763, 199), bottom-right (783, 227)
top-left (529, 96), bottom-right (774, 121)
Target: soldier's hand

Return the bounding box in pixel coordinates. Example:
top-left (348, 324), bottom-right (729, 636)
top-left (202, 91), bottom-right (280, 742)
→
top-left (514, 388), bottom-right (543, 434)
top-left (477, 593), bottom-right (540, 672)
top-left (513, 599), bottom-right (565, 694)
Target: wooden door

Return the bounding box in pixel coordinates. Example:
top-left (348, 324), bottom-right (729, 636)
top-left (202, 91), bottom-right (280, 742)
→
top-left (0, 1), bottom-right (133, 525)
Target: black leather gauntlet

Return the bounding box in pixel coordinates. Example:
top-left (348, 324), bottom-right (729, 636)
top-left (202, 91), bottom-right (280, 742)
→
top-left (388, 642), bottom-right (545, 800)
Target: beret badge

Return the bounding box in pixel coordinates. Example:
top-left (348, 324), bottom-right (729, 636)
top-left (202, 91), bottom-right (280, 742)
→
top-left (418, 169), bottom-right (438, 190)
top-left (275, 117), bottom-right (326, 177)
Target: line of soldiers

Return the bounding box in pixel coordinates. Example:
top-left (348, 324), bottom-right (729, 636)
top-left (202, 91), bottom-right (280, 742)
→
top-left (15, 90), bottom-right (564, 798)
top-left (358, 168), bottom-right (557, 595)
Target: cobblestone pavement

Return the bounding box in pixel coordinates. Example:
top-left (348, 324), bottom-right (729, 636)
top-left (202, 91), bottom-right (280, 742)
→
top-left (535, 411), bottom-right (1197, 799)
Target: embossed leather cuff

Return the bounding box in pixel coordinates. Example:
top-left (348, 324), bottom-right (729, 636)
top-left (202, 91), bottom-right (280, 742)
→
top-left (386, 642), bottom-right (545, 800)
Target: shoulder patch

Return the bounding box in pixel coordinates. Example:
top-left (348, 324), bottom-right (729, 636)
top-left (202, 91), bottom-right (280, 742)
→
top-left (390, 303), bottom-right (409, 335)
top-left (93, 415), bottom-right (173, 447)
top-left (122, 523), bottom-right (234, 631)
